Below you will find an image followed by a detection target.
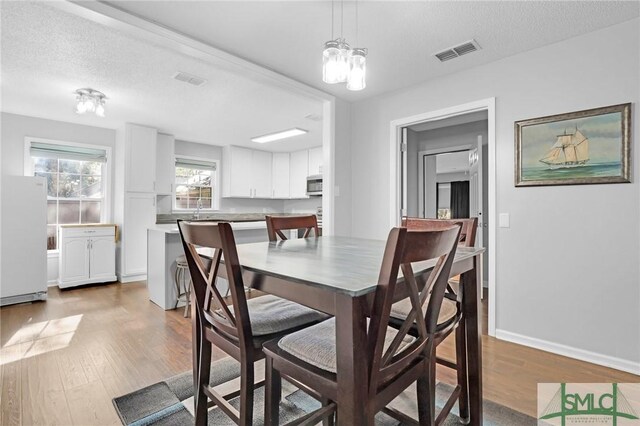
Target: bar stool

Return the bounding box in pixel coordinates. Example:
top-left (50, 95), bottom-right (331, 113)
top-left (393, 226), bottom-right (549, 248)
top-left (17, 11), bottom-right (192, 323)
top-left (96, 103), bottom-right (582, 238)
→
top-left (174, 255), bottom-right (191, 318)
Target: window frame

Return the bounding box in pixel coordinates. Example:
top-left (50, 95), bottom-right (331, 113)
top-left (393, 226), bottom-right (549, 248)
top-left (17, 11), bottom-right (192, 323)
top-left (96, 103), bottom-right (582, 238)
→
top-left (172, 155), bottom-right (220, 212)
top-left (24, 137), bottom-right (113, 252)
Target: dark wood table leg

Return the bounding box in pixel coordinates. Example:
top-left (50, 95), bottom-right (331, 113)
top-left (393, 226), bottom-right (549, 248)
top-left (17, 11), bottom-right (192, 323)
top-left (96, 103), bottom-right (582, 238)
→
top-left (335, 294), bottom-right (369, 425)
top-left (461, 254), bottom-right (483, 426)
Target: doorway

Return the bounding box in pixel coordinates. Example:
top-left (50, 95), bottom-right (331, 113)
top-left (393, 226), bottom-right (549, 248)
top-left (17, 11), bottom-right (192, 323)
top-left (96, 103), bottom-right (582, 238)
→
top-left (389, 98), bottom-right (496, 336)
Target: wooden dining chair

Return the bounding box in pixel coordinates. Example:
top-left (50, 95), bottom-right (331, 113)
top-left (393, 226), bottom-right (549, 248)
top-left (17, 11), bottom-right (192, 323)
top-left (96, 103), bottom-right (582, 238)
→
top-left (265, 215), bottom-right (319, 242)
top-left (402, 217), bottom-right (477, 248)
top-left (177, 220), bottom-right (330, 425)
top-left (262, 225), bottom-right (461, 426)
top-left (392, 216), bottom-right (478, 424)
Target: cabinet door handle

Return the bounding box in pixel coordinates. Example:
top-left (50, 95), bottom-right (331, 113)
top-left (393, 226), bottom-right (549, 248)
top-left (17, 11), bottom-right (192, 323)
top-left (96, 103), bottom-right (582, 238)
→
top-left (87, 240), bottom-right (91, 249)
top-left (153, 181), bottom-right (156, 191)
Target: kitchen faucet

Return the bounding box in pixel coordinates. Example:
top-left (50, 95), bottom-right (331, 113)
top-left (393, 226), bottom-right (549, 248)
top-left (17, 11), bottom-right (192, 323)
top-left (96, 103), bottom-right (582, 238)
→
top-left (193, 198), bottom-right (203, 220)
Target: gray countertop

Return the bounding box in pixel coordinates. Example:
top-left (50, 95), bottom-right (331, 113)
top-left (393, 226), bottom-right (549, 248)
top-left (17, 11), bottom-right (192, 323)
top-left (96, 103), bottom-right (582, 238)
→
top-left (155, 212), bottom-right (312, 225)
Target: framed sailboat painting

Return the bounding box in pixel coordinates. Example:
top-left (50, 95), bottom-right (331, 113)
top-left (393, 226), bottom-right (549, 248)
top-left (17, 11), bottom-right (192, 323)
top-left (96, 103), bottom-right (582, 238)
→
top-left (515, 103), bottom-right (631, 186)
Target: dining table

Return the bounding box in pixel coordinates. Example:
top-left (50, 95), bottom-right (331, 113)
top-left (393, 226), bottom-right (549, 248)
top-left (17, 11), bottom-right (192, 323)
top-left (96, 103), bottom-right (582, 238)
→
top-left (216, 235), bottom-right (485, 425)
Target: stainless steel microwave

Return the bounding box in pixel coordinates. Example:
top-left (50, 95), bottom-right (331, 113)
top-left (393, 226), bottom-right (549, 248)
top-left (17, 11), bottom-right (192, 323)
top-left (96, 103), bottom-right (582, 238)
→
top-left (306, 175), bottom-right (322, 196)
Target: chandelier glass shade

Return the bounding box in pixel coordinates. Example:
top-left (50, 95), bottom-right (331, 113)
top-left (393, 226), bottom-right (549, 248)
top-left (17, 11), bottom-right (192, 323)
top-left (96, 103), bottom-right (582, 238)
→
top-left (347, 48), bottom-right (367, 91)
top-left (75, 88), bottom-right (107, 117)
top-left (322, 1), bottom-right (367, 91)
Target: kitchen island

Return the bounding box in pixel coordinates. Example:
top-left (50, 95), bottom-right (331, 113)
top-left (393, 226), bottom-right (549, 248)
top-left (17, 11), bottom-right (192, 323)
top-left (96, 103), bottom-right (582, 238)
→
top-left (147, 220), bottom-right (269, 310)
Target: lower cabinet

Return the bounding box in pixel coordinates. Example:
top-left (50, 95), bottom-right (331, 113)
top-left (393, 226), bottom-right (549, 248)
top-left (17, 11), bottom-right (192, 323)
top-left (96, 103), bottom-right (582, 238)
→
top-left (59, 225), bottom-right (117, 288)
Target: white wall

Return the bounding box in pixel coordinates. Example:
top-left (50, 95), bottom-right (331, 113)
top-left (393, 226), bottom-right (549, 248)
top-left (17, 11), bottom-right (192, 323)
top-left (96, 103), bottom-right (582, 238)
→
top-left (1, 113), bottom-right (117, 284)
top-left (332, 98), bottom-right (352, 237)
top-left (345, 19), bottom-right (640, 371)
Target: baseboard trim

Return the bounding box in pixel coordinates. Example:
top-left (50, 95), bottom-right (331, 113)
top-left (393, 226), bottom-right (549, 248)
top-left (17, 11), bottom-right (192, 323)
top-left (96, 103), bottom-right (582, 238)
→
top-left (495, 329), bottom-right (640, 376)
top-left (118, 273), bottom-right (147, 283)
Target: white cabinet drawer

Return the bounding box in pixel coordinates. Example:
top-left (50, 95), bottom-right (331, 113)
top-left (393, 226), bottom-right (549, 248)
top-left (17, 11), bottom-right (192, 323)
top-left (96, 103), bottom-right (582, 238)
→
top-left (61, 226), bottom-right (115, 238)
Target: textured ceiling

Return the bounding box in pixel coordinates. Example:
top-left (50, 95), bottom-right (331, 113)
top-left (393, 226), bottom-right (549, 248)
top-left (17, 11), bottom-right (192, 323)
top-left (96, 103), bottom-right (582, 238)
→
top-left (0, 1), bottom-right (324, 151)
top-left (106, 1), bottom-right (640, 102)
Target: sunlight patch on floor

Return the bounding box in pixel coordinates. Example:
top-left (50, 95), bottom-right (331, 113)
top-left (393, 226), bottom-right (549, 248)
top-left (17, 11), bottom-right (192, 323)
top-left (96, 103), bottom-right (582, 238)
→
top-left (0, 314), bottom-right (83, 365)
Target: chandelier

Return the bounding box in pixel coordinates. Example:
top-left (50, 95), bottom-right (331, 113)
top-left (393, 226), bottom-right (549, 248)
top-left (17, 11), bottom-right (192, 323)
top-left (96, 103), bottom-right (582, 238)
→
top-left (74, 88), bottom-right (107, 117)
top-left (322, 0), bottom-right (367, 91)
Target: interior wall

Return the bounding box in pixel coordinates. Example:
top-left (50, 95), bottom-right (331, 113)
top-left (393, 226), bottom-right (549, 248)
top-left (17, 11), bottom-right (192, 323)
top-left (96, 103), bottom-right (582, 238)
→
top-left (423, 156), bottom-right (437, 218)
top-left (0, 112), bottom-right (118, 285)
top-left (332, 98), bottom-right (352, 237)
top-left (346, 18), bottom-right (640, 371)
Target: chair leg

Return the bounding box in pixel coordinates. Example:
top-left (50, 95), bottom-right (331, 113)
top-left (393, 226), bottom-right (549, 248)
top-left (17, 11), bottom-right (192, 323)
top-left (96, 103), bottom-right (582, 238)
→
top-left (194, 319), bottom-right (211, 426)
top-left (320, 398), bottom-right (334, 426)
top-left (174, 266), bottom-right (181, 309)
top-left (455, 321), bottom-right (470, 424)
top-left (183, 277), bottom-right (191, 318)
top-left (265, 356), bottom-right (281, 426)
top-left (239, 359), bottom-right (254, 426)
top-left (417, 351), bottom-right (436, 426)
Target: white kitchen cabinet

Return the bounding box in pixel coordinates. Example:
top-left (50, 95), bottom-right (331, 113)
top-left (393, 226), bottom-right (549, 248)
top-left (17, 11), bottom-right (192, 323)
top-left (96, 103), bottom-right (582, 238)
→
top-left (222, 146), bottom-right (273, 198)
top-left (125, 124), bottom-right (158, 193)
top-left (252, 150), bottom-right (273, 198)
top-left (272, 153), bottom-right (290, 198)
top-left (223, 146), bottom-right (253, 197)
top-left (290, 149), bottom-right (309, 199)
top-left (59, 225), bottom-right (116, 288)
top-left (156, 133), bottom-right (175, 195)
top-left (308, 146), bottom-right (323, 176)
top-left (123, 193), bottom-right (157, 277)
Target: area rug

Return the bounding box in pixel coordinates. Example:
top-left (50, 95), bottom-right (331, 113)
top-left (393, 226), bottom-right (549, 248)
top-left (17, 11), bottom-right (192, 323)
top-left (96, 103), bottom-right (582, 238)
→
top-left (113, 357), bottom-right (535, 425)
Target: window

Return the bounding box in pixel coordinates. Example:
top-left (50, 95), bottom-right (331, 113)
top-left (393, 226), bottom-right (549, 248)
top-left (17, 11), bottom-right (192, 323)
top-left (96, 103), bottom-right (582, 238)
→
top-left (28, 141), bottom-right (108, 251)
top-left (174, 157), bottom-right (219, 211)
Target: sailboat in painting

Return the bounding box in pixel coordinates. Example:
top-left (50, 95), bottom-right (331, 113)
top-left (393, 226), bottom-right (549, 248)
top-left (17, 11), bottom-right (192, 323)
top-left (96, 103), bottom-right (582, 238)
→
top-left (539, 128), bottom-right (590, 169)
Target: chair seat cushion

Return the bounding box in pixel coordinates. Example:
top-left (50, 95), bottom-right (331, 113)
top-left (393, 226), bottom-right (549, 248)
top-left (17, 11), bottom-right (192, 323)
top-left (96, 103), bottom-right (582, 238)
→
top-left (389, 297), bottom-right (458, 326)
top-left (217, 294), bottom-right (330, 336)
top-left (277, 318), bottom-right (415, 373)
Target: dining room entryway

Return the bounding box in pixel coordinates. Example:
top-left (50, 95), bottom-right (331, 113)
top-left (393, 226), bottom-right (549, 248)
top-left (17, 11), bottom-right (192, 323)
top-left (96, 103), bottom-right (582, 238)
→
top-left (392, 101), bottom-right (494, 329)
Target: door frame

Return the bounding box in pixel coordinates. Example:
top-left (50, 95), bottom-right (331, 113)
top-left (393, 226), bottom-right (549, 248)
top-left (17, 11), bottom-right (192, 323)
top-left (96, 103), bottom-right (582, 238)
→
top-left (389, 97), bottom-right (496, 336)
top-left (417, 144), bottom-right (471, 218)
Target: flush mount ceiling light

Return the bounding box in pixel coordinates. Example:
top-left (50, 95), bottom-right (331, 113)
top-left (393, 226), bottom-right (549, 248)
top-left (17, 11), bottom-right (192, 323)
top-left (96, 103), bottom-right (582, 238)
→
top-left (251, 128), bottom-right (308, 143)
top-left (74, 88), bottom-right (107, 117)
top-left (322, 0), bottom-right (367, 91)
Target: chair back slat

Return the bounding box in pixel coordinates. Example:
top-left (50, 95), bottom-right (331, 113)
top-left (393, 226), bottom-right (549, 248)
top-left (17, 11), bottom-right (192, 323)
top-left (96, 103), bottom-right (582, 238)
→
top-left (402, 217), bottom-right (478, 247)
top-left (266, 215), bottom-right (319, 242)
top-left (177, 220), bottom-right (253, 349)
top-left (367, 225), bottom-right (461, 392)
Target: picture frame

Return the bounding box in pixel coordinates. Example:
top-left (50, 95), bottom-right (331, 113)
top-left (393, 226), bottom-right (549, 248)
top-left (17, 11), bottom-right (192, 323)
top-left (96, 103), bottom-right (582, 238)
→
top-left (515, 103), bottom-right (631, 187)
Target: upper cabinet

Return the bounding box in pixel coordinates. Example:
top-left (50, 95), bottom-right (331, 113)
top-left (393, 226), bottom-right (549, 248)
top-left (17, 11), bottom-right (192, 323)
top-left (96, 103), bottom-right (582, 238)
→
top-left (222, 145), bottom-right (321, 200)
top-left (272, 153), bottom-right (290, 199)
top-left (252, 150), bottom-right (273, 198)
top-left (156, 133), bottom-right (175, 195)
top-left (289, 150), bottom-right (309, 199)
top-left (222, 146), bottom-right (272, 198)
top-left (308, 147), bottom-right (323, 176)
top-left (125, 123), bottom-right (157, 193)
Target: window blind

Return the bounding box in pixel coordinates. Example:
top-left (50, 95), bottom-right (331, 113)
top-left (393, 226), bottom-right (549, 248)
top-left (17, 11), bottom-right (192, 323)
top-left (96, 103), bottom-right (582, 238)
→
top-left (175, 158), bottom-right (217, 171)
top-left (30, 142), bottom-right (107, 162)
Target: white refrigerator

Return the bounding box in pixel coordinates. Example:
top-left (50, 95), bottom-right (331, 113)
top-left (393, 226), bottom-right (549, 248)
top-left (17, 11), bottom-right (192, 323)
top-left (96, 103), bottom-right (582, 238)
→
top-left (0, 176), bottom-right (48, 306)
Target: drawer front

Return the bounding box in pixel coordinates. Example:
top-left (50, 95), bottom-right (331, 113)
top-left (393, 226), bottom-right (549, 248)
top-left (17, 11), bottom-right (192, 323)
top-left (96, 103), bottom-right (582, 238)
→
top-left (61, 226), bottom-right (115, 238)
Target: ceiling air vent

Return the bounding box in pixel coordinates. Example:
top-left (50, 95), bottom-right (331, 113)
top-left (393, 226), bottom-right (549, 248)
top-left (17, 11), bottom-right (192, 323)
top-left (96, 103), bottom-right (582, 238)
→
top-left (172, 71), bottom-right (207, 87)
top-left (304, 113), bottom-right (322, 122)
top-left (434, 39), bottom-right (481, 62)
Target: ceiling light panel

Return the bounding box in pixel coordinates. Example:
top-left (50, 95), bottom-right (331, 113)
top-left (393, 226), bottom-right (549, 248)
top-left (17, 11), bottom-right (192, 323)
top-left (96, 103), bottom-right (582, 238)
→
top-left (251, 128), bottom-right (308, 143)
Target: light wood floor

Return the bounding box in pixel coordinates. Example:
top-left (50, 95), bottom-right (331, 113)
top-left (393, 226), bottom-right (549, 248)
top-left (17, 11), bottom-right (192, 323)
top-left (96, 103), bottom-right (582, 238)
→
top-left (1, 282), bottom-right (637, 425)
